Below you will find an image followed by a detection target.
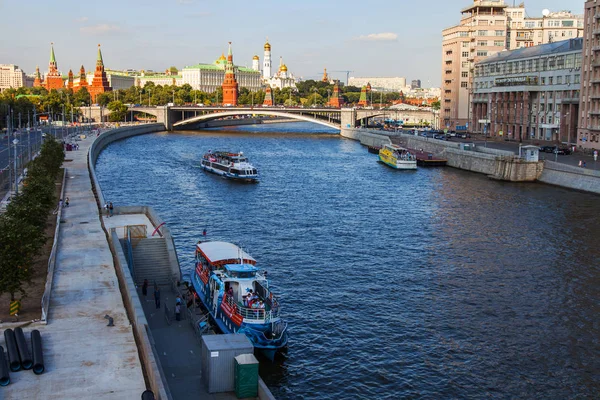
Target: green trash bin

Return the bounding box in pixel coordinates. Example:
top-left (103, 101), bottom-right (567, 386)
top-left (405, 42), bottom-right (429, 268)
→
top-left (234, 353), bottom-right (259, 399)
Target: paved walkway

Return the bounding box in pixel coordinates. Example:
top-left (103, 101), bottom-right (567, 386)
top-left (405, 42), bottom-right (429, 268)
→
top-left (2, 134), bottom-right (146, 399)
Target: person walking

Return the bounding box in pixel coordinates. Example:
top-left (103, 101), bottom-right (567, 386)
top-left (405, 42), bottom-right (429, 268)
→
top-left (109, 202), bottom-right (114, 217)
top-left (154, 286), bottom-right (161, 309)
top-left (175, 303), bottom-right (181, 321)
top-left (104, 202), bottom-right (109, 217)
top-left (142, 279), bottom-right (149, 297)
top-left (65, 197), bottom-right (70, 207)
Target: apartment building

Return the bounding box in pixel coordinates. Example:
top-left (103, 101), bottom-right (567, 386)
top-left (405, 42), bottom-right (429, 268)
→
top-left (577, 0), bottom-right (600, 150)
top-left (472, 38), bottom-right (582, 143)
top-left (441, 0), bottom-right (584, 131)
top-left (0, 64), bottom-right (32, 92)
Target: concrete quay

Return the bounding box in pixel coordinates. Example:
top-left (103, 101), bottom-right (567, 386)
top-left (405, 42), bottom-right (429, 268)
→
top-left (1, 133), bottom-right (147, 399)
top-left (342, 127), bottom-right (600, 194)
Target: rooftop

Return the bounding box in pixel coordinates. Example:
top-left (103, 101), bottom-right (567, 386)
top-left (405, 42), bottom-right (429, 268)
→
top-left (478, 38), bottom-right (583, 65)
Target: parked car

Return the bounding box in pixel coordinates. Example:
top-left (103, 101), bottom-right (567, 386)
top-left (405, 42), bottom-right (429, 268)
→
top-left (554, 147), bottom-right (572, 155)
top-left (539, 145), bottom-right (555, 153)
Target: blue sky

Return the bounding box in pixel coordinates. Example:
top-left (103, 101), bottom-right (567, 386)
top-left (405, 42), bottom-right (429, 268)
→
top-left (0, 0), bottom-right (584, 87)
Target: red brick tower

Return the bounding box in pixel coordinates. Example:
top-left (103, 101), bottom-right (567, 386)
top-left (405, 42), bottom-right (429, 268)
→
top-left (67, 69), bottom-right (74, 90)
top-left (76, 65), bottom-right (88, 91)
top-left (221, 42), bottom-right (239, 106)
top-left (327, 82), bottom-right (344, 108)
top-left (45, 43), bottom-right (64, 91)
top-left (33, 66), bottom-right (43, 87)
top-left (358, 84), bottom-right (371, 107)
top-left (88, 44), bottom-right (112, 103)
top-left (263, 86), bottom-right (273, 106)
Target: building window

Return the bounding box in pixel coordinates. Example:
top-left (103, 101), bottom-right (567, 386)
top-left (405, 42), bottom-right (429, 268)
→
top-left (494, 40), bottom-right (504, 47)
top-left (574, 74), bottom-right (580, 84)
top-left (541, 77), bottom-right (546, 85)
top-left (478, 30), bottom-right (488, 36)
top-left (478, 41), bottom-right (488, 46)
top-left (461, 82), bottom-right (468, 88)
top-left (462, 61), bottom-right (469, 68)
top-left (462, 51), bottom-right (469, 57)
top-left (495, 30), bottom-right (504, 36)
top-left (562, 20), bottom-right (574, 27)
top-left (461, 71), bottom-right (468, 78)
top-left (459, 32), bottom-right (469, 37)
top-left (462, 42), bottom-right (470, 48)
top-left (557, 76), bottom-right (562, 84)
top-left (477, 50), bottom-right (488, 57)
top-left (549, 77), bottom-right (553, 85)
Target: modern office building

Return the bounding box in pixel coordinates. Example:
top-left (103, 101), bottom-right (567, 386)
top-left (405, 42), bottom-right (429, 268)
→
top-left (577, 0), bottom-right (600, 150)
top-left (0, 64), bottom-right (32, 92)
top-left (411, 79), bottom-right (422, 89)
top-left (441, 0), bottom-right (584, 131)
top-left (472, 38), bottom-right (582, 143)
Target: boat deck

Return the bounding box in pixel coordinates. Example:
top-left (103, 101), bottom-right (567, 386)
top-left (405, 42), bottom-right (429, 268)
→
top-left (409, 148), bottom-right (448, 167)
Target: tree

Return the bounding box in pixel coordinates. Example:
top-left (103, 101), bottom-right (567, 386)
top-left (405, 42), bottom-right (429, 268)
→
top-left (73, 87), bottom-right (91, 106)
top-left (107, 100), bottom-right (128, 122)
top-left (431, 100), bottom-right (441, 110)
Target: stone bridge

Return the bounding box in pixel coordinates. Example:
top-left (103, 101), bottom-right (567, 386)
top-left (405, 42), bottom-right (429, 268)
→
top-left (80, 105), bottom-right (436, 131)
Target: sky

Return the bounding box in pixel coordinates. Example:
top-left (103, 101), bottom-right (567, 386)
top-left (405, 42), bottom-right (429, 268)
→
top-left (0, 0), bottom-right (585, 87)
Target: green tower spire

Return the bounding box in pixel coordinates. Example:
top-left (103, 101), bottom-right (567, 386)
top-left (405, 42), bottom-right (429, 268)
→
top-left (50, 42), bottom-right (56, 65)
top-left (97, 44), bottom-right (104, 66)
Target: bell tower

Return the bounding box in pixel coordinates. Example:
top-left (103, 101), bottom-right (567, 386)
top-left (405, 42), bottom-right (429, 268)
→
top-left (263, 38), bottom-right (271, 80)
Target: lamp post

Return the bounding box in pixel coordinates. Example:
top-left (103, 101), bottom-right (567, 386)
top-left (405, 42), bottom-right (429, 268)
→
top-left (172, 89), bottom-right (175, 105)
top-left (13, 138), bottom-right (19, 195)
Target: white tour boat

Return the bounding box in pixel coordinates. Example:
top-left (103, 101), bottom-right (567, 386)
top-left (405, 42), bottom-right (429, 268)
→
top-left (200, 151), bottom-right (259, 182)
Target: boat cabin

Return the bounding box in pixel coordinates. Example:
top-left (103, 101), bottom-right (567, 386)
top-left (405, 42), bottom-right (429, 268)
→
top-left (196, 241), bottom-right (256, 269)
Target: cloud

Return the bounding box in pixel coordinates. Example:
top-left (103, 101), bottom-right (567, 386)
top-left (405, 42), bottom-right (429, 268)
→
top-left (355, 32), bottom-right (398, 42)
top-left (80, 24), bottom-right (121, 35)
top-left (76, 16), bottom-right (88, 22)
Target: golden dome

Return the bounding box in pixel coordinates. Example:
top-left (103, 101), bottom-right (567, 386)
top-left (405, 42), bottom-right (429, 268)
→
top-left (218, 53), bottom-right (226, 61)
top-left (253, 55), bottom-right (259, 60)
top-left (264, 41), bottom-right (271, 51)
top-left (280, 64), bottom-right (288, 72)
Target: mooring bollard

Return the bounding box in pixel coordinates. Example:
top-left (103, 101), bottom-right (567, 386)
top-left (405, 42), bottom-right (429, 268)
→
top-left (31, 330), bottom-right (44, 375)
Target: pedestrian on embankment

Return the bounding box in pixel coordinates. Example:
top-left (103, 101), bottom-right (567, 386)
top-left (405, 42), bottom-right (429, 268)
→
top-left (65, 197), bottom-right (69, 207)
top-left (109, 202), bottom-right (114, 217)
top-left (142, 279), bottom-right (149, 297)
top-left (175, 303), bottom-right (181, 321)
top-left (154, 286), bottom-right (161, 309)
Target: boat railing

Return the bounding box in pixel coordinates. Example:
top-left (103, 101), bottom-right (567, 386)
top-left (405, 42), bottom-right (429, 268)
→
top-left (225, 295), bottom-right (281, 321)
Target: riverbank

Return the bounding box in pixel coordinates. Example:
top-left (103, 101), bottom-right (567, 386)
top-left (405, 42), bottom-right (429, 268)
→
top-left (342, 127), bottom-right (600, 194)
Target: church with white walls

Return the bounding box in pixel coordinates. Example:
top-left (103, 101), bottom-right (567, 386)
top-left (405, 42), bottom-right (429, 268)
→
top-left (252, 39), bottom-right (297, 90)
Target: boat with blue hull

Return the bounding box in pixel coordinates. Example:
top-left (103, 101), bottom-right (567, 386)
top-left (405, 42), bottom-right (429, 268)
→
top-left (191, 241), bottom-right (288, 360)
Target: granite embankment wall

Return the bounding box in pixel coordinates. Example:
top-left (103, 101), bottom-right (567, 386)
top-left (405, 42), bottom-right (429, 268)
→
top-left (539, 161), bottom-right (600, 194)
top-left (88, 123), bottom-right (170, 399)
top-left (341, 128), bottom-right (543, 181)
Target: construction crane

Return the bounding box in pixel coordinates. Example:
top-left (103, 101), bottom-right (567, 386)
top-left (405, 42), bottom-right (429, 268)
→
top-left (330, 70), bottom-right (354, 85)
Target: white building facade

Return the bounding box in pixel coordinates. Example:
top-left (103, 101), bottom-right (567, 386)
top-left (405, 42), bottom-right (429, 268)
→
top-left (0, 64), bottom-right (32, 92)
top-left (348, 77), bottom-right (408, 91)
top-left (181, 54), bottom-right (262, 93)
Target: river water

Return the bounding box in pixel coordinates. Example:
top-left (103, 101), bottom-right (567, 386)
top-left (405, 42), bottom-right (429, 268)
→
top-left (96, 122), bottom-right (600, 399)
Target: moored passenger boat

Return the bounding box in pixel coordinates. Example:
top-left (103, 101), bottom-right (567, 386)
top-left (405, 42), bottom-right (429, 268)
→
top-left (191, 240), bottom-right (288, 360)
top-left (200, 151), bottom-right (259, 182)
top-left (378, 144), bottom-right (417, 170)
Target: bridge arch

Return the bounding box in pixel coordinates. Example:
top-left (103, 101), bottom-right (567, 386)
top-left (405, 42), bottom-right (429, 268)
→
top-left (172, 110), bottom-right (340, 130)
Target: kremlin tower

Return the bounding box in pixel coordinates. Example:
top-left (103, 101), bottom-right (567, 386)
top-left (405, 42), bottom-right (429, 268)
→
top-left (263, 87), bottom-right (274, 106)
top-left (45, 43), bottom-right (64, 91)
top-left (76, 65), bottom-right (88, 91)
top-left (322, 68), bottom-right (329, 83)
top-left (252, 55), bottom-right (260, 72)
top-left (67, 69), bottom-right (74, 90)
top-left (221, 42), bottom-right (239, 106)
top-left (88, 44), bottom-right (112, 103)
top-left (263, 38), bottom-right (271, 80)
top-left (358, 83), bottom-right (371, 107)
top-left (33, 66), bottom-right (42, 87)
top-left (327, 82), bottom-right (344, 108)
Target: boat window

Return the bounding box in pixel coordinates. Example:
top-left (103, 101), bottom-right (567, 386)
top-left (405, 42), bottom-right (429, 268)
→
top-left (252, 169), bottom-right (257, 174)
top-left (230, 168), bottom-right (241, 174)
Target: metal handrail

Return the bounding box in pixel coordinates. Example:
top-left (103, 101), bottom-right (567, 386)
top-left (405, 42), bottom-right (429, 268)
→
top-left (225, 295), bottom-right (281, 321)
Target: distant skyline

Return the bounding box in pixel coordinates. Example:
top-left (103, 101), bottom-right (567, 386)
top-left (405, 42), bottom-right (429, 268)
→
top-left (0, 0), bottom-right (585, 87)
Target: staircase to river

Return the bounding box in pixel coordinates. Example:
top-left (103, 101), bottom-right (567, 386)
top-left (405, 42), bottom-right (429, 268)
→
top-left (127, 237), bottom-right (174, 286)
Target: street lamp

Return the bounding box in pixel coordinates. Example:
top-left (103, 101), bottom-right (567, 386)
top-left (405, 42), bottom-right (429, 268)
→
top-left (12, 138), bottom-right (19, 195)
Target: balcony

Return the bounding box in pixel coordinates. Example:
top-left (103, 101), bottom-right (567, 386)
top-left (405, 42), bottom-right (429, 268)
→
top-left (515, 36), bottom-right (532, 41)
top-left (590, 111), bottom-right (600, 116)
top-left (591, 79), bottom-right (600, 84)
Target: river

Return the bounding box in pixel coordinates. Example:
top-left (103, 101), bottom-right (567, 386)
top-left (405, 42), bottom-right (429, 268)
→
top-left (96, 122), bottom-right (600, 399)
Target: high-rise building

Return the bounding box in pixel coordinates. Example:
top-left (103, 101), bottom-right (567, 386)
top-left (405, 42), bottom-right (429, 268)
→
top-left (0, 64), bottom-right (31, 92)
top-left (411, 80), bottom-right (421, 89)
top-left (221, 42), bottom-right (239, 106)
top-left (578, 1), bottom-right (600, 150)
top-left (441, 1), bottom-right (584, 130)
top-left (88, 44), bottom-right (112, 103)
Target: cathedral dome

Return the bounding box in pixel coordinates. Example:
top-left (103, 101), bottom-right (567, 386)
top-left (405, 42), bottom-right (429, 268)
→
top-left (280, 64), bottom-right (288, 72)
top-left (264, 41), bottom-right (271, 51)
top-left (253, 55), bottom-right (259, 60)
